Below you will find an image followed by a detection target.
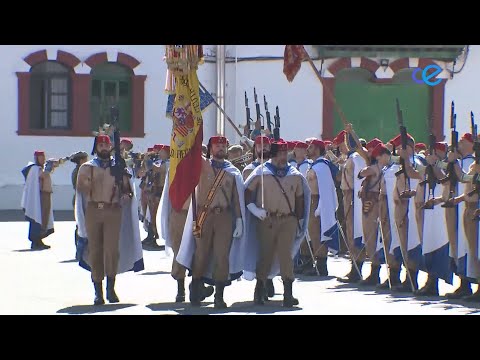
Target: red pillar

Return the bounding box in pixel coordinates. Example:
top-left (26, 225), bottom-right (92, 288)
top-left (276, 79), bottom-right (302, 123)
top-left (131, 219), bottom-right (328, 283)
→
top-left (16, 72), bottom-right (30, 135)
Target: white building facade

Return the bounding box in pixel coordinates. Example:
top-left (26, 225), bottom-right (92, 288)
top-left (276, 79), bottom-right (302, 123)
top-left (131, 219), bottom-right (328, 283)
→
top-left (0, 45), bottom-right (476, 210)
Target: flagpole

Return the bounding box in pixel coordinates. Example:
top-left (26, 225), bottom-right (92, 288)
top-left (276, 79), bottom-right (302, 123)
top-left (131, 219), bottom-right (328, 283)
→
top-left (199, 82), bottom-right (243, 137)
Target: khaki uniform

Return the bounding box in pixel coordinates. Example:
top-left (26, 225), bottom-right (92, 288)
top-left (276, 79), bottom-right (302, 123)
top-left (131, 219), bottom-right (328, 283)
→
top-left (192, 160), bottom-right (241, 283)
top-left (77, 162), bottom-right (127, 283)
top-left (341, 156), bottom-right (364, 260)
top-left (169, 199), bottom-right (190, 280)
top-left (360, 165), bottom-right (382, 265)
top-left (463, 172), bottom-right (480, 280)
top-left (393, 172), bottom-right (419, 269)
top-left (442, 180), bottom-right (458, 261)
top-left (306, 165), bottom-right (327, 257)
top-left (146, 161), bottom-right (167, 237)
top-left (39, 170), bottom-right (52, 231)
top-left (247, 173), bottom-right (304, 281)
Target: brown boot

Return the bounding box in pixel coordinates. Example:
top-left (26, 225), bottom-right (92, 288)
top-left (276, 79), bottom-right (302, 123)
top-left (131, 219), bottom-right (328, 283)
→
top-left (445, 278), bottom-right (472, 299)
top-left (414, 274), bottom-right (439, 297)
top-left (282, 278), bottom-right (299, 308)
top-left (337, 261), bottom-right (363, 283)
top-left (93, 281), bottom-right (105, 306)
top-left (106, 277), bottom-right (120, 303)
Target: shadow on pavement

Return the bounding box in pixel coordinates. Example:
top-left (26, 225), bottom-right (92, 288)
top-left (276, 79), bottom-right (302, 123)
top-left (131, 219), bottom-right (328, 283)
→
top-left (146, 300), bottom-right (301, 315)
top-left (57, 303), bottom-right (136, 315)
top-left (140, 271), bottom-right (171, 276)
top-left (296, 275), bottom-right (336, 282)
top-left (13, 249), bottom-right (38, 253)
top-left (59, 259), bottom-right (78, 264)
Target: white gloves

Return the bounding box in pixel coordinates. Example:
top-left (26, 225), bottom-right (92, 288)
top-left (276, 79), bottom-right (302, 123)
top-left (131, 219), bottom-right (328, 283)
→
top-left (240, 135), bottom-right (254, 147)
top-left (247, 203), bottom-right (267, 221)
top-left (233, 218), bottom-right (243, 238)
top-left (296, 219), bottom-right (305, 237)
top-left (314, 208), bottom-right (321, 217)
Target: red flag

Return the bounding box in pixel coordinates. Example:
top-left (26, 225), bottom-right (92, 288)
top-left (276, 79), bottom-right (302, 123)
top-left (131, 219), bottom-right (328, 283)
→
top-left (283, 45), bottom-right (307, 82)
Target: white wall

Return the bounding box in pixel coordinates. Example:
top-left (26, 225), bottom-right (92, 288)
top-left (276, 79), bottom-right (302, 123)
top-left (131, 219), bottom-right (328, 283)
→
top-left (444, 45), bottom-right (479, 137)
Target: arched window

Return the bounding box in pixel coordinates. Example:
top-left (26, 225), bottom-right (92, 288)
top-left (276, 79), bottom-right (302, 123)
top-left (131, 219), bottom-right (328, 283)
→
top-left (30, 61), bottom-right (71, 129)
top-left (90, 63), bottom-right (133, 131)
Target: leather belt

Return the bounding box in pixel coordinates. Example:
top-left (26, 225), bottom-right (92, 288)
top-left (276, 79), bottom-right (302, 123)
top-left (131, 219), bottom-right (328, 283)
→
top-left (89, 202), bottom-right (121, 210)
top-left (267, 212), bottom-right (294, 219)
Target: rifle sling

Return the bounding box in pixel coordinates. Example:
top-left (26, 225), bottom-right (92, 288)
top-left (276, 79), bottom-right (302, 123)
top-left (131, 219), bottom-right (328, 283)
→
top-left (196, 169), bottom-right (227, 233)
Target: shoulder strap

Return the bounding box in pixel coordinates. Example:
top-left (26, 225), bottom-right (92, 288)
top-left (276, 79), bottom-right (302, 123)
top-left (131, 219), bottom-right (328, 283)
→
top-left (366, 168), bottom-right (383, 192)
top-left (195, 169), bottom-right (227, 233)
top-left (271, 175), bottom-right (295, 216)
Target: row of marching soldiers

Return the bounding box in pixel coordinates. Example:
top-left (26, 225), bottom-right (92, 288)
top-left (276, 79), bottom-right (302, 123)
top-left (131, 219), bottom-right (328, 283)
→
top-left (301, 122), bottom-right (480, 301)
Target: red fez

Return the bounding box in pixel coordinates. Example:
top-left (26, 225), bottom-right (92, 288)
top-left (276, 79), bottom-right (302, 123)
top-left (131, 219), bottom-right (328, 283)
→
top-left (34, 151), bottom-right (45, 157)
top-left (310, 139), bottom-right (325, 150)
top-left (390, 133), bottom-right (414, 148)
top-left (333, 130), bottom-right (347, 145)
top-left (366, 138), bottom-right (382, 151)
top-left (287, 141), bottom-right (297, 151)
top-left (415, 143), bottom-right (427, 151)
top-left (254, 135), bottom-right (270, 145)
top-left (272, 141), bottom-right (289, 152)
top-left (371, 143), bottom-right (389, 159)
top-left (434, 142), bottom-right (448, 153)
top-left (294, 141), bottom-right (308, 149)
top-left (120, 138), bottom-right (133, 145)
top-left (147, 147), bottom-right (154, 152)
top-left (324, 140), bottom-right (333, 146)
top-left (153, 144), bottom-right (164, 151)
top-left (96, 135), bottom-right (111, 145)
top-left (210, 136), bottom-right (227, 145)
top-left (462, 133), bottom-right (474, 143)
top-left (277, 138), bottom-right (285, 142)
top-left (162, 145), bottom-right (170, 153)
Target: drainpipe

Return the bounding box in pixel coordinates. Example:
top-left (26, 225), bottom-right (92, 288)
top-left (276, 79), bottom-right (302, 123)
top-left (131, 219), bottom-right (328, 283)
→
top-left (216, 45), bottom-right (225, 135)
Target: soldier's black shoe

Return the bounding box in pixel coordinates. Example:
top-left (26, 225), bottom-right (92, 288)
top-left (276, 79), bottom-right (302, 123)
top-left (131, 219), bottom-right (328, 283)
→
top-left (201, 283), bottom-right (214, 300)
top-left (376, 268), bottom-right (401, 290)
top-left (391, 269), bottom-right (418, 293)
top-left (337, 261), bottom-right (363, 283)
top-left (93, 282), bottom-right (105, 306)
top-left (359, 264), bottom-right (380, 286)
top-left (175, 279), bottom-right (185, 303)
top-left (266, 279), bottom-right (275, 298)
top-left (106, 277), bottom-right (120, 303)
top-left (189, 279), bottom-right (202, 306)
top-left (254, 280), bottom-right (265, 305)
top-left (214, 283), bottom-right (227, 309)
top-left (445, 279), bottom-right (472, 299)
top-left (462, 289), bottom-right (480, 302)
top-left (414, 275), bottom-right (439, 297)
top-left (318, 257), bottom-right (328, 276)
top-left (282, 278), bottom-right (299, 307)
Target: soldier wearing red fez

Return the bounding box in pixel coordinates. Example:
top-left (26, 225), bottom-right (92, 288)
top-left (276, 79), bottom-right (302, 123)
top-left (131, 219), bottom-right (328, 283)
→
top-left (120, 138), bottom-right (133, 152)
top-left (355, 142), bottom-right (391, 286)
top-left (75, 134), bottom-right (144, 305)
top-left (388, 133), bottom-right (424, 292)
top-left (434, 132), bottom-right (480, 299)
top-left (176, 136), bottom-right (246, 309)
top-left (137, 147), bottom-right (154, 225)
top-left (21, 150), bottom-right (55, 250)
top-left (303, 139), bottom-right (339, 276)
top-left (375, 143), bottom-right (402, 289)
top-left (243, 141), bottom-right (311, 307)
top-left (335, 128), bottom-right (368, 283)
top-left (291, 141), bottom-right (311, 177)
top-left (242, 135), bottom-right (271, 181)
top-left (410, 142), bottom-right (452, 296)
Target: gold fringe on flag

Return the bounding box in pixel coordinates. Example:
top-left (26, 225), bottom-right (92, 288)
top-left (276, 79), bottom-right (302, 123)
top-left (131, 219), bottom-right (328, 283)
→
top-left (164, 45), bottom-right (204, 94)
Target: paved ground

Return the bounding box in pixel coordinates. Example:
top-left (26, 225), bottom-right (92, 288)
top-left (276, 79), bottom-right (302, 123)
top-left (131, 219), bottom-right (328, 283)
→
top-left (1, 219), bottom-right (480, 315)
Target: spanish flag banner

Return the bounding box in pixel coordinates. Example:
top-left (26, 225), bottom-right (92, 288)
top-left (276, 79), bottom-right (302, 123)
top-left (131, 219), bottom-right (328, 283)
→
top-left (165, 45), bottom-right (204, 211)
